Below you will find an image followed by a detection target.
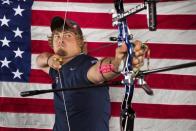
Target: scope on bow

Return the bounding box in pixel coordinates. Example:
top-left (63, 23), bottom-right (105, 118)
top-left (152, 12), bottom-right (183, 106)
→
top-left (112, 0), bottom-right (158, 31)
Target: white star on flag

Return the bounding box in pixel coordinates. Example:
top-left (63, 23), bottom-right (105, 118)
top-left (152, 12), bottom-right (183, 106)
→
top-left (2, 0), bottom-right (11, 5)
top-left (13, 5), bottom-right (25, 16)
top-left (0, 37), bottom-right (11, 47)
top-left (0, 57), bottom-right (11, 68)
top-left (12, 69), bottom-right (23, 79)
top-left (0, 15), bottom-right (10, 27)
top-left (13, 27), bottom-right (23, 38)
top-left (13, 47), bottom-right (24, 58)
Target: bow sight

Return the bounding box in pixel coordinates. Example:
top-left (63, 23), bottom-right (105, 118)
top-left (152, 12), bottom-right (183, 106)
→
top-left (112, 0), bottom-right (158, 31)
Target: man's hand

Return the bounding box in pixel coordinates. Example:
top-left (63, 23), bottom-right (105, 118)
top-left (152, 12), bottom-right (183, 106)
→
top-left (88, 40), bottom-right (148, 84)
top-left (132, 40), bottom-right (147, 69)
top-left (115, 40), bottom-right (148, 71)
top-left (47, 54), bottom-right (63, 70)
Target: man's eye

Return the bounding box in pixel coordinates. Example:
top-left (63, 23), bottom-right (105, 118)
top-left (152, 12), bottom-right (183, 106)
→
top-left (54, 35), bottom-right (60, 39)
top-left (64, 34), bottom-right (72, 38)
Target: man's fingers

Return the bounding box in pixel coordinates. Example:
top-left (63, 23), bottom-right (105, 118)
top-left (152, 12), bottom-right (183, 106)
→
top-left (115, 40), bottom-right (147, 70)
top-left (134, 50), bottom-right (145, 57)
top-left (133, 40), bottom-right (149, 52)
top-left (48, 55), bottom-right (63, 70)
top-left (51, 61), bottom-right (62, 70)
top-left (53, 57), bottom-right (63, 62)
top-left (133, 40), bottom-right (142, 51)
top-left (132, 56), bottom-right (144, 65)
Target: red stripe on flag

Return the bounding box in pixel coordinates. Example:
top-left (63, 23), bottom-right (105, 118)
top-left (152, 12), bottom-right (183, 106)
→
top-left (29, 70), bottom-right (196, 91)
top-left (30, 68), bottom-right (196, 91)
top-left (112, 74), bottom-right (196, 90)
top-left (112, 102), bottom-right (196, 119)
top-left (0, 127), bottom-right (51, 131)
top-left (87, 42), bottom-right (196, 59)
top-left (1, 97), bottom-right (196, 119)
top-left (0, 97), bottom-right (54, 114)
top-left (149, 43), bottom-right (196, 60)
top-left (34, 0), bottom-right (187, 3)
top-left (32, 10), bottom-right (196, 30)
top-left (31, 40), bottom-right (53, 54)
top-left (32, 41), bottom-right (196, 60)
top-left (158, 15), bottom-right (196, 30)
top-left (29, 69), bottom-right (52, 83)
top-left (146, 74), bottom-right (196, 90)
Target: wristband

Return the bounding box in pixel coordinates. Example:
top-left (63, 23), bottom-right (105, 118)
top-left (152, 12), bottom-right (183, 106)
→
top-left (99, 58), bottom-right (108, 82)
top-left (109, 59), bottom-right (121, 74)
top-left (47, 54), bottom-right (53, 66)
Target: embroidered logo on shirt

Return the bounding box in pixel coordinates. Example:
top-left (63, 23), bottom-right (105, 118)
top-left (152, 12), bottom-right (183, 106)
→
top-left (69, 67), bottom-right (76, 71)
top-left (91, 60), bottom-right (98, 64)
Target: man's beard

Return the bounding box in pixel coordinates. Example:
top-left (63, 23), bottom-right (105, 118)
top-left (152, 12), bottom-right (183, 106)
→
top-left (57, 49), bottom-right (67, 57)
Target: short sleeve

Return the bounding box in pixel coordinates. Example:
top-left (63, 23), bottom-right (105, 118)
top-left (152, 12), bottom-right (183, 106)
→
top-left (80, 57), bottom-right (98, 85)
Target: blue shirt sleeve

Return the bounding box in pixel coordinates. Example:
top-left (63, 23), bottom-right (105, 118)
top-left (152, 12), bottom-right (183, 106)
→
top-left (80, 56), bottom-right (98, 85)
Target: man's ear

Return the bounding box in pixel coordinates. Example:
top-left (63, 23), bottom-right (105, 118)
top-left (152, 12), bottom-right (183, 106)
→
top-left (80, 42), bottom-right (87, 54)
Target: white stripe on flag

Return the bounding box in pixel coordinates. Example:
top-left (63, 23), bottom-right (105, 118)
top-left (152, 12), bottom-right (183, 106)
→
top-left (1, 112), bottom-right (195, 131)
top-left (110, 117), bottom-right (196, 131)
top-left (1, 82), bottom-right (196, 105)
top-left (0, 112), bottom-right (54, 129)
top-left (32, 0), bottom-right (196, 15)
top-left (0, 82), bottom-right (52, 99)
top-left (31, 26), bottom-right (196, 44)
top-left (110, 87), bottom-right (196, 105)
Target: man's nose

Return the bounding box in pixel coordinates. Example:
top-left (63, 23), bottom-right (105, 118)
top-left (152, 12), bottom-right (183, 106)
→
top-left (58, 39), bottom-right (64, 47)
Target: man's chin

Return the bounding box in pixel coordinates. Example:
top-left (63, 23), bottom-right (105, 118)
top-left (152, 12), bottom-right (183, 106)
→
top-left (57, 49), bottom-right (67, 57)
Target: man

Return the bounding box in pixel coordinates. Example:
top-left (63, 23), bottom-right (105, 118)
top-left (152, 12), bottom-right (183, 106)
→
top-left (36, 16), bottom-right (146, 131)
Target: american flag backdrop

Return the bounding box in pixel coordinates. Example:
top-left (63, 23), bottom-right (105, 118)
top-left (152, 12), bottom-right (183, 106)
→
top-left (0, 0), bottom-right (196, 131)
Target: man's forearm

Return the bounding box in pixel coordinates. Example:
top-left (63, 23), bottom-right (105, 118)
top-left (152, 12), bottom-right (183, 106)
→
top-left (36, 52), bottom-right (52, 68)
top-left (98, 57), bottom-right (122, 80)
top-left (87, 57), bottom-right (123, 84)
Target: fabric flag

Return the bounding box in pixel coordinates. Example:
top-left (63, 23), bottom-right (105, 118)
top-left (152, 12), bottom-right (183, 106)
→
top-left (0, 0), bottom-right (196, 131)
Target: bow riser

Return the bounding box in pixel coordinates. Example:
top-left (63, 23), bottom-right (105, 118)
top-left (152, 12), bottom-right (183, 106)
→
top-left (113, 1), bottom-right (136, 131)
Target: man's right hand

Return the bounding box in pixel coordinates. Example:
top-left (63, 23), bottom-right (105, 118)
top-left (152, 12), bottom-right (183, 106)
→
top-left (47, 54), bottom-right (63, 70)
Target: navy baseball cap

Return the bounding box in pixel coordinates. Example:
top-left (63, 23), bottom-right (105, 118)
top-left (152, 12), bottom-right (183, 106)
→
top-left (50, 16), bottom-right (83, 37)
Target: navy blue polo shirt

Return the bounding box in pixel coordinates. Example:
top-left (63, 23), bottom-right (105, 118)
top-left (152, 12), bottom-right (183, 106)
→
top-left (49, 54), bottom-right (111, 131)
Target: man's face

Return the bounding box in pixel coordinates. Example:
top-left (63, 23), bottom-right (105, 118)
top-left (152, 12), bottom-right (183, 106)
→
top-left (52, 30), bottom-right (81, 57)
